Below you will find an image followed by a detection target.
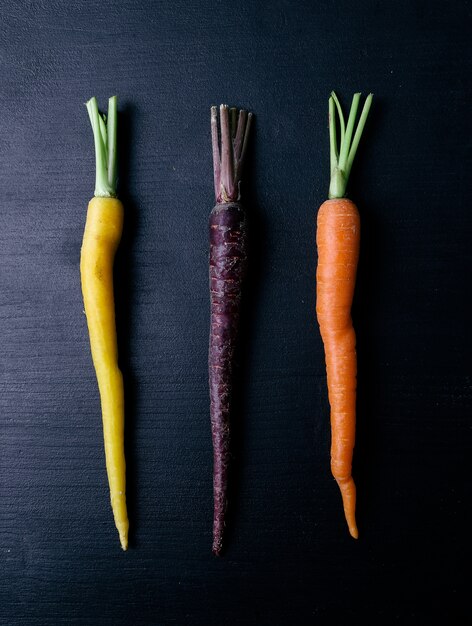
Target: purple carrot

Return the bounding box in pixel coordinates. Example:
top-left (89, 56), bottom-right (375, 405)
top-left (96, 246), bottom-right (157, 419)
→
top-left (209, 104), bottom-right (252, 555)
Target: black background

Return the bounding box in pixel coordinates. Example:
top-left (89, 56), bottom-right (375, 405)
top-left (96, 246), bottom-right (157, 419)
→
top-left (0, 1), bottom-right (470, 624)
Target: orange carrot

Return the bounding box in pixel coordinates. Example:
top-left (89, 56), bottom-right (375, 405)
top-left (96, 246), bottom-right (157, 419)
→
top-left (316, 92), bottom-right (373, 538)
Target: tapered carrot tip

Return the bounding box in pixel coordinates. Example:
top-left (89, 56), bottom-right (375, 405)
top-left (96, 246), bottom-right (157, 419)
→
top-left (348, 524), bottom-right (359, 540)
top-left (345, 516), bottom-right (358, 539)
top-left (337, 477), bottom-right (359, 539)
top-left (212, 527), bottom-right (223, 556)
top-left (118, 528), bottom-right (128, 551)
top-left (116, 520), bottom-right (129, 551)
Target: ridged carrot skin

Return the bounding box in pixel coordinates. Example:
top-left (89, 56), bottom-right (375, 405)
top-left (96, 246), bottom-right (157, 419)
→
top-left (209, 104), bottom-right (252, 555)
top-left (81, 96), bottom-right (128, 550)
top-left (209, 202), bottom-right (247, 555)
top-left (316, 92), bottom-right (372, 538)
top-left (316, 198), bottom-right (360, 539)
top-left (81, 196), bottom-right (128, 550)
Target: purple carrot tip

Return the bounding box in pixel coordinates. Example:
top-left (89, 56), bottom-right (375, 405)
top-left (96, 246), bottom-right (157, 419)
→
top-left (212, 500), bottom-right (226, 555)
top-left (211, 103), bottom-right (253, 203)
top-left (212, 533), bottom-right (223, 556)
top-left (212, 510), bottom-right (224, 555)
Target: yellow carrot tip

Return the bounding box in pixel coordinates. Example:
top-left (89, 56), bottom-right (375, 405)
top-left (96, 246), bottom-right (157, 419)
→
top-left (119, 530), bottom-right (128, 551)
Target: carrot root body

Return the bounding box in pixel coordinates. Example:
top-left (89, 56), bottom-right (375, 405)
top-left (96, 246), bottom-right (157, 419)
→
top-left (316, 198), bottom-right (360, 539)
top-left (80, 196), bottom-right (129, 550)
top-left (209, 201), bottom-right (247, 555)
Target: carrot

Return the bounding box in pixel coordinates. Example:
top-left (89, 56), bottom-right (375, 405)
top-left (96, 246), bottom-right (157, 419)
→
top-left (80, 96), bottom-right (128, 550)
top-left (209, 104), bottom-right (252, 555)
top-left (316, 92), bottom-right (373, 539)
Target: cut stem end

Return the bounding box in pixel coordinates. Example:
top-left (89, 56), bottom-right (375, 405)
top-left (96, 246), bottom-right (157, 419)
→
top-left (211, 104), bottom-right (253, 203)
top-left (328, 92), bottom-right (372, 198)
top-left (86, 96), bottom-right (118, 198)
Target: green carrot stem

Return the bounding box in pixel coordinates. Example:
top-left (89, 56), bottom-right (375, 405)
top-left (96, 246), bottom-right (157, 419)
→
top-left (331, 92), bottom-right (346, 147)
top-left (86, 96), bottom-right (118, 198)
top-left (106, 96), bottom-right (118, 191)
top-left (328, 92), bottom-right (373, 199)
top-left (329, 96), bottom-right (338, 175)
top-left (346, 94), bottom-right (373, 179)
top-left (98, 115), bottom-right (108, 162)
top-left (338, 93), bottom-right (360, 172)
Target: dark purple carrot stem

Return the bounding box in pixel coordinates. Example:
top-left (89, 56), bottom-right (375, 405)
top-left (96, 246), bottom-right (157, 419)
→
top-left (209, 104), bottom-right (252, 555)
top-left (210, 104), bottom-right (252, 204)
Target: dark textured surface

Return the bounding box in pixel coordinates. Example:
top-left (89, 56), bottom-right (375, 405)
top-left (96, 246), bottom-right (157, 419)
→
top-left (0, 1), bottom-right (470, 624)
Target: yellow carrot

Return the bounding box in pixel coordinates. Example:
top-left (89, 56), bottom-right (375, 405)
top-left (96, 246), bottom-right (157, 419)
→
top-left (80, 96), bottom-right (128, 550)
